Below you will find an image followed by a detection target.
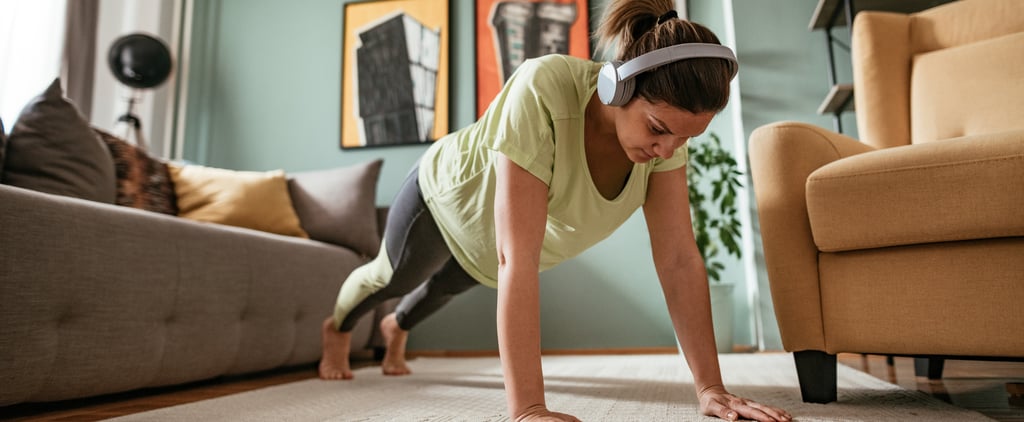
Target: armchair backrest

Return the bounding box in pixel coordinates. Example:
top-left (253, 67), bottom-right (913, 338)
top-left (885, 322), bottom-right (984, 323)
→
top-left (851, 0), bottom-right (1024, 149)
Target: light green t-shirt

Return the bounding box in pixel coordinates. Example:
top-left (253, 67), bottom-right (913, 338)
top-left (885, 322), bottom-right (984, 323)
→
top-left (418, 54), bottom-right (688, 288)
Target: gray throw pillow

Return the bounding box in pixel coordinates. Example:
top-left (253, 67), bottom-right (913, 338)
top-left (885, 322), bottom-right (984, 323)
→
top-left (288, 159), bottom-right (383, 256)
top-left (1, 79), bottom-right (116, 203)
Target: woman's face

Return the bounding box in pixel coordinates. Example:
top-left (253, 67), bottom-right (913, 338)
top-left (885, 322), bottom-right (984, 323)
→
top-left (615, 98), bottom-right (716, 163)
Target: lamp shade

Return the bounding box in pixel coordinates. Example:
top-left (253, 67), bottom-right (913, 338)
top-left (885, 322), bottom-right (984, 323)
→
top-left (107, 33), bottom-right (172, 89)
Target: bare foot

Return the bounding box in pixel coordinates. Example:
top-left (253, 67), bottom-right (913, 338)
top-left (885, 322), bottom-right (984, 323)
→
top-left (319, 316), bottom-right (354, 380)
top-left (380, 313), bottom-right (412, 376)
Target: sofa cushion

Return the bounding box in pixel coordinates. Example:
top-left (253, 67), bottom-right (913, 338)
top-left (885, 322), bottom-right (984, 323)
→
top-left (95, 129), bottom-right (178, 215)
top-left (287, 159), bottom-right (383, 256)
top-left (806, 130), bottom-right (1024, 252)
top-left (169, 163), bottom-right (309, 238)
top-left (1, 79), bottom-right (116, 203)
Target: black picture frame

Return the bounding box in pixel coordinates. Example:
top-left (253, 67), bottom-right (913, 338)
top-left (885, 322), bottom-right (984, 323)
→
top-left (340, 0), bottom-right (450, 149)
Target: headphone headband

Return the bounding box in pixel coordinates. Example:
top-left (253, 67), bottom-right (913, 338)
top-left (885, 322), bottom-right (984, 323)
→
top-left (617, 43), bottom-right (738, 81)
top-left (597, 43), bottom-right (738, 106)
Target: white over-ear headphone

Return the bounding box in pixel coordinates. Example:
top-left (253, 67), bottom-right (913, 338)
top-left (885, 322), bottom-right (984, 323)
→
top-left (597, 43), bottom-right (738, 107)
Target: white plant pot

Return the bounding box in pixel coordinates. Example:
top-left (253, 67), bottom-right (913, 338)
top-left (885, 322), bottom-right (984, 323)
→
top-left (709, 282), bottom-right (735, 353)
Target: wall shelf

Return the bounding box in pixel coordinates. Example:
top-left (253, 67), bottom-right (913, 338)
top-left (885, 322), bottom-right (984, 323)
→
top-left (809, 0), bottom-right (954, 30)
top-left (817, 83), bottom-right (854, 115)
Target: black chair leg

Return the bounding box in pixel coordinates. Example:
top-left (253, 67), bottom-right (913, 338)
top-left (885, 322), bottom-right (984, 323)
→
top-left (914, 357), bottom-right (945, 379)
top-left (794, 350), bottom-right (838, 403)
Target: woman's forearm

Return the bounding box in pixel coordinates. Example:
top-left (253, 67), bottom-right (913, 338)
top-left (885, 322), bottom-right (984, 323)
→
top-left (497, 266), bottom-right (546, 418)
top-left (659, 258), bottom-right (724, 393)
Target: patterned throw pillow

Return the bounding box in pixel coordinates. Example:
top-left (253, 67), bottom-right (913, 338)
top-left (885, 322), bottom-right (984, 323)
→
top-left (95, 129), bottom-right (178, 215)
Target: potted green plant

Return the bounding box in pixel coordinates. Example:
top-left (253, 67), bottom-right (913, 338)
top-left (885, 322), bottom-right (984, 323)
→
top-left (687, 132), bottom-right (744, 352)
top-left (687, 132), bottom-right (743, 279)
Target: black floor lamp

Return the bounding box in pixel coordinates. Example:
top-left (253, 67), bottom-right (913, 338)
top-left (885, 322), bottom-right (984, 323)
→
top-left (107, 33), bottom-right (172, 151)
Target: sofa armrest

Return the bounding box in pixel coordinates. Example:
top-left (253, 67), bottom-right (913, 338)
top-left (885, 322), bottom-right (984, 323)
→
top-left (748, 122), bottom-right (875, 352)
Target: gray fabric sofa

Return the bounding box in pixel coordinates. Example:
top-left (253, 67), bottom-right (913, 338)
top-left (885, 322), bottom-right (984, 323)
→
top-left (0, 181), bottom-right (389, 406)
top-left (0, 80), bottom-right (395, 406)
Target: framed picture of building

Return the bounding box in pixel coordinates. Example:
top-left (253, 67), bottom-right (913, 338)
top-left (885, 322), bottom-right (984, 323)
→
top-left (475, 0), bottom-right (589, 117)
top-left (341, 0), bottom-right (449, 149)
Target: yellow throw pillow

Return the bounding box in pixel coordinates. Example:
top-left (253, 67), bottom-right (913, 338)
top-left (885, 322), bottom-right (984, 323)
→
top-left (168, 163), bottom-right (309, 238)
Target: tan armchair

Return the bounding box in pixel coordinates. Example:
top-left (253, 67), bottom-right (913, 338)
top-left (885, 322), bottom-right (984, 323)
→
top-left (749, 0), bottom-right (1024, 403)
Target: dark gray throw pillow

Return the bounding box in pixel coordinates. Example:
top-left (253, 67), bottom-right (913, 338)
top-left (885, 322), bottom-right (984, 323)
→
top-left (288, 159), bottom-right (383, 256)
top-left (1, 79), bottom-right (116, 203)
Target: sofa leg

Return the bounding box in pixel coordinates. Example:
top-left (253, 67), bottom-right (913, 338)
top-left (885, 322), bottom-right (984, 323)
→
top-left (373, 346), bottom-right (386, 362)
top-left (794, 350), bottom-right (838, 403)
top-left (914, 357), bottom-right (945, 379)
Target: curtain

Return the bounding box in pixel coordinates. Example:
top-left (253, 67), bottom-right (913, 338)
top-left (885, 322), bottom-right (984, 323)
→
top-left (62, 0), bottom-right (100, 120)
top-left (0, 0), bottom-right (68, 127)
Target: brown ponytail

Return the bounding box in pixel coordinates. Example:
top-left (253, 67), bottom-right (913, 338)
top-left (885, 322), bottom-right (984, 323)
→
top-left (594, 0), bottom-right (736, 113)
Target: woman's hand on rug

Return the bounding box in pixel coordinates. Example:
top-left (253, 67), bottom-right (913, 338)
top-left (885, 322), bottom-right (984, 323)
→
top-left (698, 384), bottom-right (792, 422)
top-left (514, 404), bottom-right (581, 422)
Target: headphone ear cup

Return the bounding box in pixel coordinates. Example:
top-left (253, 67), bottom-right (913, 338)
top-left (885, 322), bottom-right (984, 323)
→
top-left (616, 77), bottom-right (636, 107)
top-left (598, 61), bottom-right (625, 106)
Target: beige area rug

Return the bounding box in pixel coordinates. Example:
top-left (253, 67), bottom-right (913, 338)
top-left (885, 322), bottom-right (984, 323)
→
top-left (109, 353), bottom-right (993, 421)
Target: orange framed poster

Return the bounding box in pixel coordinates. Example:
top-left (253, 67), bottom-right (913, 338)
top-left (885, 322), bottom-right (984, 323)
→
top-left (475, 0), bottom-right (590, 117)
top-left (341, 0), bottom-right (450, 149)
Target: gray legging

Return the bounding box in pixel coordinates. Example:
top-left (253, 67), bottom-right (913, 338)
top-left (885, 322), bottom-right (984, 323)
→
top-left (336, 166), bottom-right (479, 332)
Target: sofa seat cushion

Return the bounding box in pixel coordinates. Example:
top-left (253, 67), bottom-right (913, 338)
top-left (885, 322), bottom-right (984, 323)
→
top-left (806, 129), bottom-right (1024, 252)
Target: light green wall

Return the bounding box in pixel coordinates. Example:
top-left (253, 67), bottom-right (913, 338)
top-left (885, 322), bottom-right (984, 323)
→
top-left (183, 0), bottom-right (687, 351)
top-left (730, 1), bottom-right (857, 138)
top-left (182, 0), bottom-right (459, 198)
top-left (686, 0), bottom-right (757, 351)
top-left (181, 0), bottom-right (851, 352)
top-left (690, 0), bottom-right (861, 351)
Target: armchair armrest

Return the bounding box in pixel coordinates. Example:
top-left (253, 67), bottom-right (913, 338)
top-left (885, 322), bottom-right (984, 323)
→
top-left (748, 122), bottom-right (874, 352)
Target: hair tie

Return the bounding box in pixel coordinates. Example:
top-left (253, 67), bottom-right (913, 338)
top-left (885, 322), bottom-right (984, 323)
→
top-left (632, 11), bottom-right (678, 40)
top-left (657, 10), bottom-right (678, 24)
top-left (632, 14), bottom-right (658, 39)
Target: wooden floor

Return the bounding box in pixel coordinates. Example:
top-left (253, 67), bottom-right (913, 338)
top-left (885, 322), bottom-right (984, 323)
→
top-left (2, 354), bottom-right (1023, 421)
top-left (836, 353), bottom-right (1024, 422)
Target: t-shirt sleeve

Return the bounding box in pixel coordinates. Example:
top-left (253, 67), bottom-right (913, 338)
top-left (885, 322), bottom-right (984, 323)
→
top-left (478, 59), bottom-right (556, 186)
top-left (651, 144), bottom-right (689, 172)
